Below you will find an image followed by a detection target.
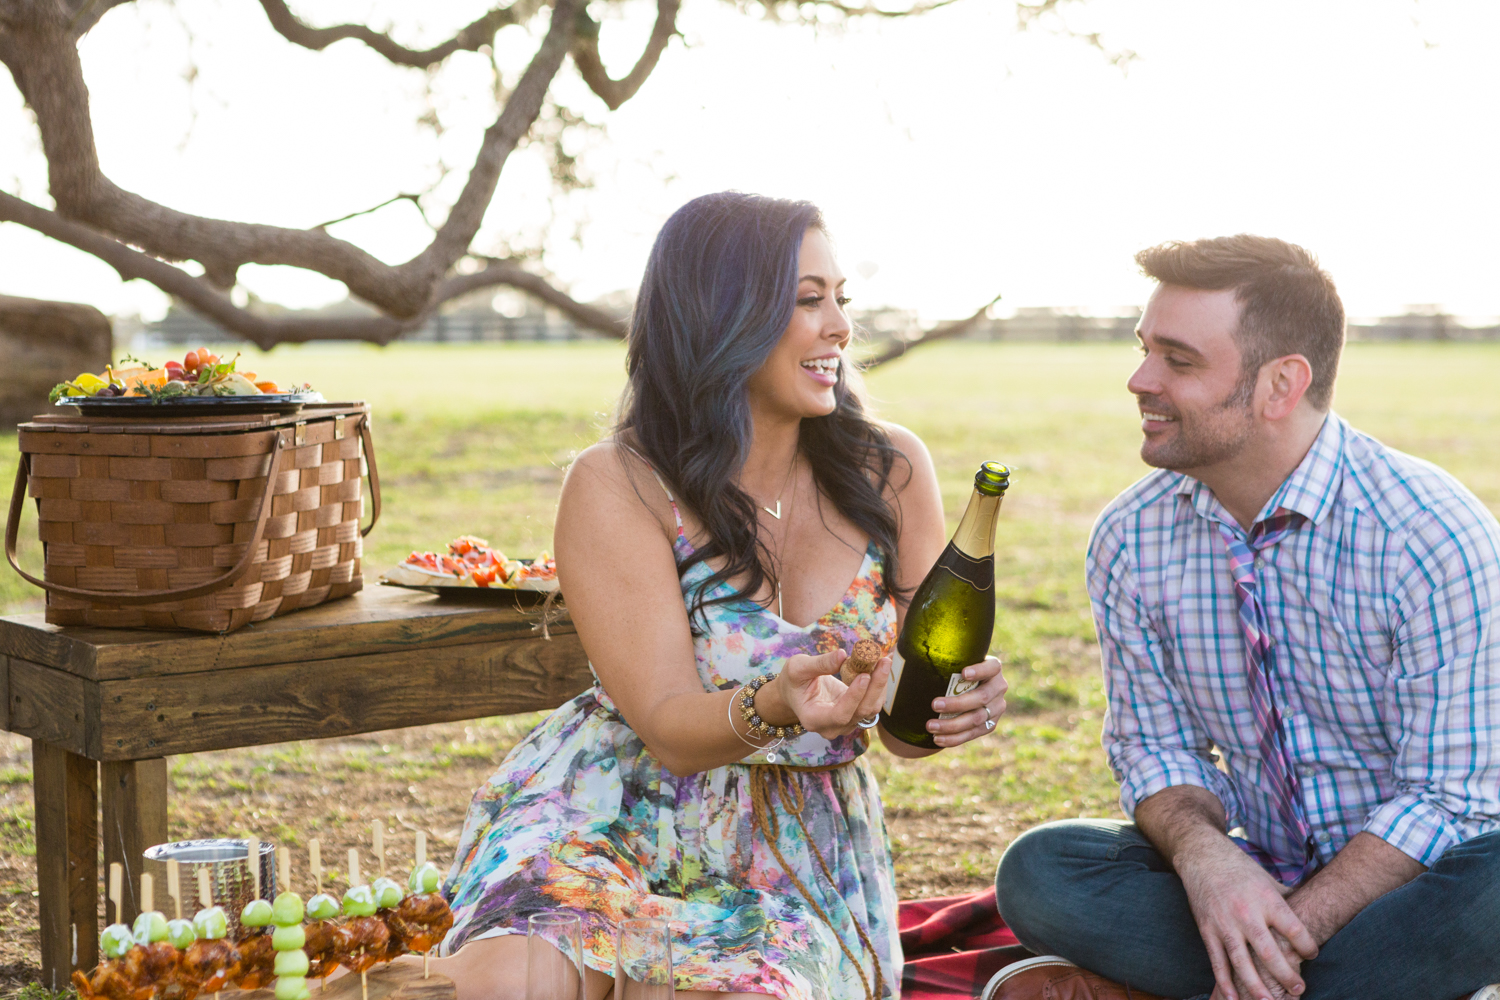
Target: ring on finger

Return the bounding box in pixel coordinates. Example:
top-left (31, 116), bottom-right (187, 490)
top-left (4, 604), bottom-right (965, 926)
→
top-left (982, 705), bottom-right (996, 731)
top-left (856, 714), bottom-right (880, 729)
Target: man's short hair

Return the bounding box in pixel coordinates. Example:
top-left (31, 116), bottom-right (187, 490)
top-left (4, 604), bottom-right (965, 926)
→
top-left (1135, 235), bottom-right (1346, 410)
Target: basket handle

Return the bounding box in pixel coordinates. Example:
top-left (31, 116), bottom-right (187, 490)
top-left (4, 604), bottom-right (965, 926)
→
top-left (5, 431), bottom-right (288, 606)
top-left (358, 413), bottom-right (381, 538)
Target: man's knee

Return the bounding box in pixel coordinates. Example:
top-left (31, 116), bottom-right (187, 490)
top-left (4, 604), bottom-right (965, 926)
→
top-left (995, 819), bottom-right (1134, 942)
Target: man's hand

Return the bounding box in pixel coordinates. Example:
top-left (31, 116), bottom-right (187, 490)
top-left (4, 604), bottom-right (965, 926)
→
top-left (1176, 837), bottom-right (1316, 999)
top-left (1135, 786), bottom-right (1317, 1000)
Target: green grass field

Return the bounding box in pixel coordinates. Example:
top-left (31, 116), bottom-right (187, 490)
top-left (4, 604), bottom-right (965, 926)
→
top-left (2, 340), bottom-right (1498, 987)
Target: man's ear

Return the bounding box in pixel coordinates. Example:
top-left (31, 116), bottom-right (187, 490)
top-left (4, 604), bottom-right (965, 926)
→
top-left (1260, 354), bottom-right (1314, 420)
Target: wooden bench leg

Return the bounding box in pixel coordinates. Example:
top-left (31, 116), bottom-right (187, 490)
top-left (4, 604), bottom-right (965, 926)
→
top-left (32, 740), bottom-right (98, 990)
top-left (101, 759), bottom-right (168, 928)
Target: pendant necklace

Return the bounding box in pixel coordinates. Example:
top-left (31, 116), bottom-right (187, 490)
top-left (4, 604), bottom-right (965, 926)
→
top-left (755, 451), bottom-right (797, 619)
top-left (760, 449), bottom-right (799, 520)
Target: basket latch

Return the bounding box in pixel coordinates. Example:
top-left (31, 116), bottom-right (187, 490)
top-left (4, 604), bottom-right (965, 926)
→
top-left (334, 415), bottom-right (346, 441)
top-left (294, 421), bottom-right (307, 447)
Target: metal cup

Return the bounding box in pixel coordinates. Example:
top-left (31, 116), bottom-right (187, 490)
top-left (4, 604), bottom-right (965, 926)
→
top-left (143, 839), bottom-right (276, 936)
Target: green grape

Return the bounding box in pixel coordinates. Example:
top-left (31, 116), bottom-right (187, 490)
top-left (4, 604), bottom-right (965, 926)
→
top-left (275, 950), bottom-right (311, 977)
top-left (166, 918), bottom-right (197, 949)
top-left (341, 885), bottom-right (376, 918)
top-left (274, 974), bottom-right (310, 1000)
top-left (101, 924), bottom-right (135, 959)
top-left (271, 891), bottom-right (305, 927)
top-left (193, 906), bottom-right (228, 940)
top-left (408, 863), bottom-right (442, 894)
top-left (241, 899), bottom-right (274, 927)
top-left (132, 911), bottom-right (169, 945)
top-left (305, 894), bottom-right (339, 921)
top-left (371, 877), bottom-right (403, 910)
top-left (272, 924), bottom-right (306, 951)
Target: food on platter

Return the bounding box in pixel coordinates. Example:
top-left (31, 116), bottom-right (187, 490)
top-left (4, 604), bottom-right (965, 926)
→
top-left (75, 840), bottom-right (455, 1000)
top-left (382, 535), bottom-right (559, 592)
top-left (839, 638), bottom-right (884, 685)
top-left (49, 348), bottom-right (316, 404)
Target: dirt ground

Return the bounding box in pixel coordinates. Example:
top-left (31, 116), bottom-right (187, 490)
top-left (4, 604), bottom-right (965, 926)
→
top-left (0, 698), bottom-right (1117, 996)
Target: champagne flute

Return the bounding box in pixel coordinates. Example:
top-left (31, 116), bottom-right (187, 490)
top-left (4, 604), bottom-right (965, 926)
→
top-left (615, 918), bottom-right (672, 1000)
top-left (527, 912), bottom-right (585, 1000)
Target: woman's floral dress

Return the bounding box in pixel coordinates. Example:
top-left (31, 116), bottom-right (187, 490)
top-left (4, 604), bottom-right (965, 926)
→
top-left (439, 493), bottom-right (901, 999)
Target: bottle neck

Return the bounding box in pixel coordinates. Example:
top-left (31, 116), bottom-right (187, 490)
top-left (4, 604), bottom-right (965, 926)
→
top-left (951, 491), bottom-right (1003, 559)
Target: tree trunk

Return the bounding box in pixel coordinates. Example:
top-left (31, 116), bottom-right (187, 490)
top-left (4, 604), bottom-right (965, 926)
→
top-left (0, 294), bottom-right (112, 428)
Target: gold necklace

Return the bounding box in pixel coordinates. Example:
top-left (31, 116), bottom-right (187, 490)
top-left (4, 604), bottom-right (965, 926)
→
top-left (759, 449), bottom-right (798, 520)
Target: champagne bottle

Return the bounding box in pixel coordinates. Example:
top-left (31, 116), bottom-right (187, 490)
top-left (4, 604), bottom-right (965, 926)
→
top-left (880, 461), bottom-right (1009, 748)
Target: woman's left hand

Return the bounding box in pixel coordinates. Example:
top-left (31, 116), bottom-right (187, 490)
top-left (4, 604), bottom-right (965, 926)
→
top-left (926, 655), bottom-right (1007, 748)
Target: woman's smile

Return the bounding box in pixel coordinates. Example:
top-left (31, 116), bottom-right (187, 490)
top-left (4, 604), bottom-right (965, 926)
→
top-left (800, 353), bottom-right (841, 386)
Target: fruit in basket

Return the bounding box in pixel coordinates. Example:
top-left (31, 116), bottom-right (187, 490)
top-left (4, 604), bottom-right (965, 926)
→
top-left (50, 347), bottom-right (316, 404)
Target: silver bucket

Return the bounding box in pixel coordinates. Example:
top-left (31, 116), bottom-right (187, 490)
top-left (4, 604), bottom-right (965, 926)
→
top-left (143, 839), bottom-right (277, 937)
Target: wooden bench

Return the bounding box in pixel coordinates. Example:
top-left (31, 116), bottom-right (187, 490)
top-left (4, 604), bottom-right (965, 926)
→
top-left (0, 585), bottom-right (592, 990)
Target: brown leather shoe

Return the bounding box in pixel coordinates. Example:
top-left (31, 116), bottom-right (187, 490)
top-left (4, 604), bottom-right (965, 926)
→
top-left (981, 956), bottom-right (1170, 1000)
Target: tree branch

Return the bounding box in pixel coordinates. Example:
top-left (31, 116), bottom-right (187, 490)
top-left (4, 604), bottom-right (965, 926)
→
top-left (0, 189), bottom-right (418, 349)
top-left (742, 0), bottom-right (963, 20)
top-left (0, 0), bottom-right (581, 320)
top-left (438, 260), bottom-right (627, 338)
top-left (861, 292), bottom-right (1002, 369)
top-left (0, 190), bottom-right (625, 348)
top-left (571, 0), bottom-right (679, 111)
top-left (255, 0), bottom-right (546, 69)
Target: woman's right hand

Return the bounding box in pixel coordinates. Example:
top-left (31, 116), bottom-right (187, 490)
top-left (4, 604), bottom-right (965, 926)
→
top-left (765, 650), bottom-right (892, 740)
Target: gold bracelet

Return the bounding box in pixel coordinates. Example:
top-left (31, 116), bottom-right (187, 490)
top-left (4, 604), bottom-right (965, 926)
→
top-left (727, 685), bottom-right (782, 752)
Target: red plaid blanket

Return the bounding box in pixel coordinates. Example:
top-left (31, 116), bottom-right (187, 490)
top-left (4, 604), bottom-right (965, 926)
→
top-left (898, 888), bottom-right (1034, 999)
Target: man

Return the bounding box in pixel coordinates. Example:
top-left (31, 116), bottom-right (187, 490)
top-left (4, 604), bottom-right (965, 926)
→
top-left (989, 236), bottom-right (1500, 1000)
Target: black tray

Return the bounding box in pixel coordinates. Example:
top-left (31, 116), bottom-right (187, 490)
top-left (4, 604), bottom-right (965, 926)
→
top-left (58, 392), bottom-right (325, 417)
top-left (378, 580), bottom-right (558, 604)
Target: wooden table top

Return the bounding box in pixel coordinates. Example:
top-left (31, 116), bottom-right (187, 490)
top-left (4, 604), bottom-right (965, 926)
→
top-left (0, 584), bottom-right (573, 680)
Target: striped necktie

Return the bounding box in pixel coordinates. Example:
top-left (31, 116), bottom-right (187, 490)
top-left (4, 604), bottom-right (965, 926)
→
top-left (1218, 510), bottom-right (1317, 885)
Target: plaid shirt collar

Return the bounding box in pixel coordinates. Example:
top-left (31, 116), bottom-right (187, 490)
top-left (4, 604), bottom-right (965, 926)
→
top-left (1173, 412), bottom-right (1346, 533)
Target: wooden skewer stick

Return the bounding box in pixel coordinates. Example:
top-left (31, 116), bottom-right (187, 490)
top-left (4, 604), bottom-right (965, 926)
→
top-left (373, 822), bottom-right (384, 879)
top-left (141, 872), bottom-right (154, 915)
top-left (348, 848), bottom-right (360, 888)
top-left (109, 863), bottom-right (123, 926)
top-left (278, 847), bottom-right (292, 893)
top-left (416, 831), bottom-right (431, 978)
top-left (309, 839), bottom-right (322, 895)
top-left (167, 860), bottom-right (183, 920)
top-left (198, 867), bottom-right (212, 909)
top-left (361, 969), bottom-right (368, 1000)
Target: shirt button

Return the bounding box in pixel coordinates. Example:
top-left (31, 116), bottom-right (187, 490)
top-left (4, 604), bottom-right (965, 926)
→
top-left (1254, 556), bottom-right (1264, 569)
top-left (1316, 832), bottom-right (1332, 844)
top-left (1296, 763), bottom-right (1314, 776)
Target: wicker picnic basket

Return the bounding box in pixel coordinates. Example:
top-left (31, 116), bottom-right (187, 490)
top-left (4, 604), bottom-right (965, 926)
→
top-left (5, 402), bottom-right (381, 632)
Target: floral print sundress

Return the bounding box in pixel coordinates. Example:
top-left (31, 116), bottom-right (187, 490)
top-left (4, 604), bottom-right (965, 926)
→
top-left (439, 478), bottom-right (901, 998)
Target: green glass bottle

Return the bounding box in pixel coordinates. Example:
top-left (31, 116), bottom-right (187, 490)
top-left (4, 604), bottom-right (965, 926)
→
top-left (880, 461), bottom-right (1009, 748)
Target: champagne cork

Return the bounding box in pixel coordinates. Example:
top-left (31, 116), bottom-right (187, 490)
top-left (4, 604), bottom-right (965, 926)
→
top-left (840, 639), bottom-right (883, 684)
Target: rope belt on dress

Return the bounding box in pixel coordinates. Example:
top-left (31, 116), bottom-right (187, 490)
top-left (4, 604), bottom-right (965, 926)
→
top-left (747, 760), bottom-right (885, 1000)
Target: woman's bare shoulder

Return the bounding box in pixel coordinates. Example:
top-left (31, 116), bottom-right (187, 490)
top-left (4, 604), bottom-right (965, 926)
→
top-left (561, 439), bottom-right (678, 540)
top-left (877, 421), bottom-right (937, 494)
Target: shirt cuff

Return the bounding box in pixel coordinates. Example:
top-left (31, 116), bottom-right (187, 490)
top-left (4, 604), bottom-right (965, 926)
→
top-left (1116, 749), bottom-right (1241, 828)
top-left (1363, 794), bottom-right (1465, 867)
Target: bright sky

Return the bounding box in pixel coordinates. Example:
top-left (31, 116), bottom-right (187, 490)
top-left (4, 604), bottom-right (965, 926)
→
top-left (2, 0), bottom-right (1498, 324)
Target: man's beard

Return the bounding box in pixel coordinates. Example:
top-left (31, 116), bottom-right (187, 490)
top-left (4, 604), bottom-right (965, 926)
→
top-left (1137, 377), bottom-right (1256, 472)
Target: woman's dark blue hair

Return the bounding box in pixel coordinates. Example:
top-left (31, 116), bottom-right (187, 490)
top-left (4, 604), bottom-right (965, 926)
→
top-left (618, 191), bottom-right (908, 626)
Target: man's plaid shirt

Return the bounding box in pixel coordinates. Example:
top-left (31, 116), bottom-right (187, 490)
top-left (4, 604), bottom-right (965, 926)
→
top-left (1088, 414), bottom-right (1500, 867)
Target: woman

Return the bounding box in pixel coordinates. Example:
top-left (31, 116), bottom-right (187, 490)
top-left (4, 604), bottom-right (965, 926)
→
top-left (432, 192), bottom-right (1008, 999)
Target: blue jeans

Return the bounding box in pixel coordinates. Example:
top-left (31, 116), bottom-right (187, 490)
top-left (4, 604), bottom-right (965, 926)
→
top-left (995, 819), bottom-right (1500, 1000)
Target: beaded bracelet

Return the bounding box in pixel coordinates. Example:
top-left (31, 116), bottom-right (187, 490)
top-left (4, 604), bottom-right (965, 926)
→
top-left (727, 685), bottom-right (785, 756)
top-left (739, 673), bottom-right (807, 740)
